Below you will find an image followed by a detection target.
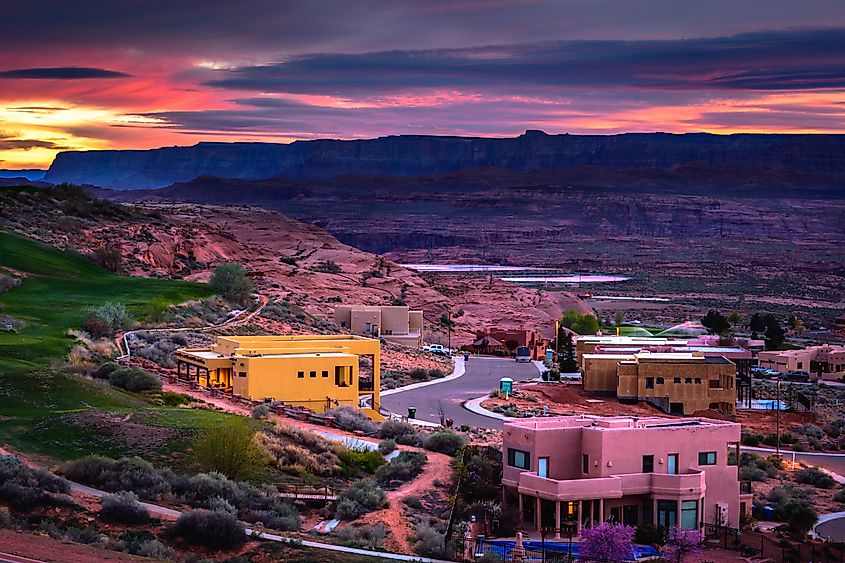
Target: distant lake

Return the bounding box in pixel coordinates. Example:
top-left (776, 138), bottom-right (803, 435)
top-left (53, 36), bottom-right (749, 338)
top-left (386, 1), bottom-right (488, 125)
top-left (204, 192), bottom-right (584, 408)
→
top-left (400, 264), bottom-right (550, 273)
top-left (500, 275), bottom-right (631, 284)
top-left (400, 264), bottom-right (629, 284)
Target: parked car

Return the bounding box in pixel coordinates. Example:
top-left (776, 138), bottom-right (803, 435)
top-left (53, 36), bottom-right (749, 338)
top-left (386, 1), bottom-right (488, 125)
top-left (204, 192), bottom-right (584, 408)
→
top-left (515, 346), bottom-right (532, 363)
top-left (785, 370), bottom-right (810, 382)
top-left (423, 344), bottom-right (451, 356)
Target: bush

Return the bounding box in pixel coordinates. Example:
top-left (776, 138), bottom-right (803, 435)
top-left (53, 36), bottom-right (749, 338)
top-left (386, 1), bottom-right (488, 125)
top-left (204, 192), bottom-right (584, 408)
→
top-left (803, 424), bottom-right (825, 439)
top-left (167, 509), bottom-right (246, 549)
top-left (409, 367), bottom-right (429, 380)
top-left (335, 480), bottom-right (386, 519)
top-left (59, 455), bottom-right (170, 499)
top-left (739, 466), bottom-right (768, 482)
top-left (335, 524), bottom-right (387, 550)
top-left (741, 433), bottom-right (761, 447)
top-left (337, 448), bottom-right (385, 476)
top-left (0, 455), bottom-right (70, 510)
top-left (0, 507), bottom-right (11, 528)
top-left (108, 366), bottom-right (162, 392)
top-left (93, 362), bottom-right (120, 379)
top-left (250, 404), bottom-right (270, 419)
top-left (83, 301), bottom-right (131, 337)
top-left (795, 467), bottom-right (836, 489)
top-left (161, 391), bottom-right (192, 407)
top-left (170, 472), bottom-right (258, 510)
top-left (100, 491), bottom-right (149, 524)
top-left (783, 500), bottom-right (818, 538)
top-left (379, 420), bottom-right (421, 446)
top-left (834, 489), bottom-right (845, 503)
top-left (378, 439), bottom-right (397, 456)
top-left (375, 451), bottom-right (427, 486)
top-left (413, 522), bottom-right (447, 558)
top-left (208, 263), bottom-right (254, 306)
top-left (403, 496), bottom-right (422, 509)
top-left (424, 431), bottom-right (466, 456)
top-left (133, 539), bottom-right (174, 559)
top-left (243, 503), bottom-right (300, 531)
top-left (428, 368), bottom-right (445, 379)
top-left (325, 406), bottom-right (377, 434)
top-left (207, 496), bottom-right (237, 515)
top-left (194, 419), bottom-right (267, 480)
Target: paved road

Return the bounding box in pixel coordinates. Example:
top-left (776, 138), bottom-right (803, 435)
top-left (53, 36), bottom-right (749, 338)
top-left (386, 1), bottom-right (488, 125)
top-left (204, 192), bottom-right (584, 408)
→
top-left (0, 554), bottom-right (45, 563)
top-left (381, 356), bottom-right (538, 429)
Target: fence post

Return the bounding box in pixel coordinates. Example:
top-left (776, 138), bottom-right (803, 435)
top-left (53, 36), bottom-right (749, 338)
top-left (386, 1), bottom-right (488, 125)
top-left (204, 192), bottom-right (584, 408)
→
top-left (760, 533), bottom-right (764, 557)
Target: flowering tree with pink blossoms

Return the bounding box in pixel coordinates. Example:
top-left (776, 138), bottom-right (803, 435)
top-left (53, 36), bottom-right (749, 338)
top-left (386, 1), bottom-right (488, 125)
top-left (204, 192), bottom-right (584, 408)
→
top-left (663, 527), bottom-right (704, 563)
top-left (579, 522), bottom-right (635, 561)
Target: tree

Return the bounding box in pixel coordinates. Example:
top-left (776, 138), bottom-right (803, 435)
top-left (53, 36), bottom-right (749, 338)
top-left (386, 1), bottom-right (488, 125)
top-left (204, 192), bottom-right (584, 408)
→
top-left (559, 331), bottom-right (578, 373)
top-left (208, 263), bottom-right (254, 306)
top-left (92, 244), bottom-right (123, 273)
top-left (748, 313), bottom-right (766, 337)
top-left (663, 527), bottom-right (703, 563)
top-left (504, 339), bottom-right (519, 352)
top-left (787, 315), bottom-right (805, 336)
top-left (83, 301), bottom-right (132, 337)
top-left (701, 310), bottom-right (730, 335)
top-left (615, 309), bottom-right (625, 327)
top-left (561, 310), bottom-right (600, 335)
top-left (784, 500), bottom-right (817, 538)
top-left (194, 419), bottom-right (266, 481)
top-left (727, 310), bottom-right (742, 326)
top-left (764, 314), bottom-right (786, 350)
top-left (579, 522), bottom-right (635, 561)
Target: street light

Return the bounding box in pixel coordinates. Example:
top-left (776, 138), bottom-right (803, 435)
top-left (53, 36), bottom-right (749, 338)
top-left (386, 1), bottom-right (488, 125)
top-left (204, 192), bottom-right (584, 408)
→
top-left (776, 379), bottom-right (782, 457)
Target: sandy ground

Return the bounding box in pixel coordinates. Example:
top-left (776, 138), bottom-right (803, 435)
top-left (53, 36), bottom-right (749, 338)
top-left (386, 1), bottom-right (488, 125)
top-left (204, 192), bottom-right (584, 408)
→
top-left (0, 530), bottom-right (157, 562)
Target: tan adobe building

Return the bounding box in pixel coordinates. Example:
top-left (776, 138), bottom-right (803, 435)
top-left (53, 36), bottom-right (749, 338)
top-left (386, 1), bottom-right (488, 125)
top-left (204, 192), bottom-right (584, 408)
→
top-left (758, 345), bottom-right (845, 380)
top-left (334, 305), bottom-right (423, 347)
top-left (175, 335), bottom-right (383, 420)
top-left (575, 336), bottom-right (690, 365)
top-left (583, 352), bottom-right (736, 415)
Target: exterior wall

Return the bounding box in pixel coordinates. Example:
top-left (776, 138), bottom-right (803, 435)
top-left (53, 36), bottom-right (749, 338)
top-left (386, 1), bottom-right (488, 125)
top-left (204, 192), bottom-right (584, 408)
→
top-left (758, 350), bottom-right (813, 373)
top-left (758, 346), bottom-right (845, 379)
top-left (477, 328), bottom-right (548, 359)
top-left (334, 305), bottom-right (423, 347)
top-left (634, 358), bottom-right (736, 415)
top-left (582, 355), bottom-right (626, 392)
top-left (502, 416), bottom-right (743, 530)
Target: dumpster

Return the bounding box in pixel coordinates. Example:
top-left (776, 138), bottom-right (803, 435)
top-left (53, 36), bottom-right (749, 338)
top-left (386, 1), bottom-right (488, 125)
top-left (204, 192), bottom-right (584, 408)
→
top-left (408, 406), bottom-right (417, 419)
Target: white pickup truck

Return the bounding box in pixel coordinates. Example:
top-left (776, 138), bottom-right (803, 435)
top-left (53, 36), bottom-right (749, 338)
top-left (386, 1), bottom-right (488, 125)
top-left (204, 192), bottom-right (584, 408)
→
top-left (423, 344), bottom-right (451, 356)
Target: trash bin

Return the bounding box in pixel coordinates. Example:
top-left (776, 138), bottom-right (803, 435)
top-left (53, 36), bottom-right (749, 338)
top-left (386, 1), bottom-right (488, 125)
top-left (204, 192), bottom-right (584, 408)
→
top-left (408, 406), bottom-right (417, 419)
top-left (499, 377), bottom-right (513, 395)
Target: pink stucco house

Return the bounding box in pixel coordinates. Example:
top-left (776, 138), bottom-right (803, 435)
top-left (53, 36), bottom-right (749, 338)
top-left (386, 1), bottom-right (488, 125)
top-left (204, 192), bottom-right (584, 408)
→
top-left (502, 415), bottom-right (750, 537)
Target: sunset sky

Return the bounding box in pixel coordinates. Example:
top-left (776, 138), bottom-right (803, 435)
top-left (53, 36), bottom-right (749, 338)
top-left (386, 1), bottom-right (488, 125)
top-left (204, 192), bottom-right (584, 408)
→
top-left (3, 0), bottom-right (845, 169)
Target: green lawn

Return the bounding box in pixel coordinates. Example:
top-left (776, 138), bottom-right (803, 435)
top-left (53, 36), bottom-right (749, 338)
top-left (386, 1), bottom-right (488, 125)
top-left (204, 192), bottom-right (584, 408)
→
top-left (0, 230), bottom-right (237, 465)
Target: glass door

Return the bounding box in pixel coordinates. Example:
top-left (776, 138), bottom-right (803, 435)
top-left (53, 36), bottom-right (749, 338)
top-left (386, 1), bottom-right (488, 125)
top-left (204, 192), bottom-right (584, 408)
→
top-left (657, 500), bottom-right (677, 529)
top-left (668, 453), bottom-right (678, 475)
top-left (538, 457), bottom-right (549, 478)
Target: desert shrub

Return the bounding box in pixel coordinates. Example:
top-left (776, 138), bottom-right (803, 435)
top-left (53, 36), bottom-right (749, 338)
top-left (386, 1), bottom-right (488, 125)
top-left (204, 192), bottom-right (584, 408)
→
top-left (428, 368), bottom-right (445, 379)
top-left (108, 366), bottom-right (161, 392)
top-left (413, 521), bottom-right (447, 558)
top-left (170, 472), bottom-right (258, 510)
top-left (313, 260), bottom-right (342, 274)
top-left (250, 404), bottom-right (270, 419)
top-left (100, 491), bottom-right (150, 524)
top-left (208, 263), bottom-right (254, 306)
top-left (337, 448), bottom-right (385, 476)
top-left (207, 496), bottom-right (237, 515)
top-left (0, 507), bottom-right (12, 528)
top-left (335, 524), bottom-right (387, 550)
top-left (739, 466), bottom-right (767, 482)
top-left (409, 367), bottom-right (429, 380)
top-left (92, 244), bottom-right (123, 273)
top-left (134, 539), bottom-right (174, 559)
top-left (93, 361), bottom-right (120, 379)
top-left (378, 439), bottom-right (397, 455)
top-left (167, 509), bottom-right (246, 549)
top-left (741, 433), bottom-right (762, 447)
top-left (325, 406), bottom-right (377, 434)
top-left (803, 424), bottom-right (825, 439)
top-left (403, 496), bottom-right (423, 509)
top-left (161, 391), bottom-right (192, 407)
top-left (795, 467), bottom-right (836, 489)
top-left (335, 480), bottom-right (386, 519)
top-left (783, 500), bottom-right (818, 538)
top-left (424, 431), bottom-right (466, 456)
top-left (375, 451), bottom-right (427, 486)
top-left (809, 437), bottom-right (823, 450)
top-left (825, 420), bottom-right (845, 439)
top-left (834, 489), bottom-right (845, 503)
top-left (59, 455), bottom-right (170, 499)
top-left (379, 420), bottom-right (422, 446)
top-left (83, 301), bottom-right (131, 337)
top-left (0, 272), bottom-right (21, 293)
top-left (0, 454), bottom-right (70, 510)
top-left (243, 502), bottom-right (300, 531)
top-left (634, 523), bottom-right (666, 545)
top-left (258, 435), bottom-right (342, 476)
top-left (194, 419), bottom-right (266, 480)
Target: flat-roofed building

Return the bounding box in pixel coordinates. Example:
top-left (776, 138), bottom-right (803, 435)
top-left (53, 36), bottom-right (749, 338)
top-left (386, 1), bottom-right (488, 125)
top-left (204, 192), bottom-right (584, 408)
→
top-left (582, 351), bottom-right (736, 415)
top-left (502, 415), bottom-right (750, 535)
top-left (175, 335), bottom-right (383, 420)
top-left (758, 345), bottom-right (845, 380)
top-left (334, 305), bottom-right (423, 347)
top-left (575, 336), bottom-right (691, 365)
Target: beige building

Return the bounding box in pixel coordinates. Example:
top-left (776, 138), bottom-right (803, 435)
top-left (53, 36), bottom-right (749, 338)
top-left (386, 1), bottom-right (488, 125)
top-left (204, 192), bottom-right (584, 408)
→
top-left (334, 305), bottom-right (423, 347)
top-left (758, 345), bottom-right (845, 380)
top-left (575, 336), bottom-right (690, 365)
top-left (583, 352), bottom-right (736, 416)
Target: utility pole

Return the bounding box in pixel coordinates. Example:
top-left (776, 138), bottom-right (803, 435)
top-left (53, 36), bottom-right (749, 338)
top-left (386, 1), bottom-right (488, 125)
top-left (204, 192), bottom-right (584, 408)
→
top-left (776, 379), bottom-right (782, 457)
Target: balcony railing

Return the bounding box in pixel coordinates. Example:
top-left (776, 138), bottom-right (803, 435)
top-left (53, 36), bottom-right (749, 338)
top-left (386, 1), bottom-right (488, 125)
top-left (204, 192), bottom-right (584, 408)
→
top-left (517, 470), bottom-right (705, 501)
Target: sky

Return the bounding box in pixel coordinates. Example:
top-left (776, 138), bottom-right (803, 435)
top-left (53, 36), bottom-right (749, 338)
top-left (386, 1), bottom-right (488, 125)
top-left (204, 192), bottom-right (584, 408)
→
top-left (2, 1), bottom-right (845, 169)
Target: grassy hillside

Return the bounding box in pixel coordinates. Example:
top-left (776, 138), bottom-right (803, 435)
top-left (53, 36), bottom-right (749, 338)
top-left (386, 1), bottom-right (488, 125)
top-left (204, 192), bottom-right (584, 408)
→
top-left (0, 231), bottom-right (240, 464)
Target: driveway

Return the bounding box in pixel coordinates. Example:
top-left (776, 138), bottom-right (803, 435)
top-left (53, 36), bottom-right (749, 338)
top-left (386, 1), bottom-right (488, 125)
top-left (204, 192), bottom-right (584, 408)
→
top-left (381, 356), bottom-right (539, 429)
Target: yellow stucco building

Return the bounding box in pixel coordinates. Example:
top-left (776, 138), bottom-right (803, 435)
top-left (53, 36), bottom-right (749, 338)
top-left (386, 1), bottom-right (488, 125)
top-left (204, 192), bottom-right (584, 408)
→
top-left (174, 335), bottom-right (383, 420)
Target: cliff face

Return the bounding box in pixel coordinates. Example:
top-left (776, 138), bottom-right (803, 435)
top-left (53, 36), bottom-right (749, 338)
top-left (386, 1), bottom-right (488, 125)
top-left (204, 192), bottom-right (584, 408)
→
top-left (45, 131), bottom-right (845, 189)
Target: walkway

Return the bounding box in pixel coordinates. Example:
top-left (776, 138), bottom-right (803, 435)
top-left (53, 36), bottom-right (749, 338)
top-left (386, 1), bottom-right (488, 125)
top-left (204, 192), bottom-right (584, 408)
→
top-left (381, 356), bottom-right (539, 429)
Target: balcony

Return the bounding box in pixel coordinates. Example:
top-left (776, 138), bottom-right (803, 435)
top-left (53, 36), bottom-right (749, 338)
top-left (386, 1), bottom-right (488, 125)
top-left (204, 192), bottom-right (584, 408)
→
top-left (517, 470), bottom-right (705, 501)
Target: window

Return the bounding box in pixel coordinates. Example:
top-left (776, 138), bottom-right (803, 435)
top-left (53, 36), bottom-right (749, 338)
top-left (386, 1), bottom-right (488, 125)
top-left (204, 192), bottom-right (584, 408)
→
top-left (645, 377), bottom-right (654, 389)
top-left (709, 379), bottom-right (721, 389)
top-left (657, 500), bottom-right (677, 530)
top-left (681, 500), bottom-right (698, 529)
top-left (674, 377), bottom-right (681, 384)
top-left (310, 370), bottom-right (317, 378)
top-left (297, 371), bottom-right (304, 378)
top-left (582, 453), bottom-right (590, 474)
top-left (698, 451), bottom-right (717, 465)
top-left (238, 371), bottom-right (247, 378)
top-left (656, 377), bottom-right (664, 385)
top-left (538, 457), bottom-right (549, 478)
top-left (668, 453), bottom-right (679, 475)
top-left (685, 377), bottom-right (692, 384)
top-left (694, 378), bottom-right (701, 384)
top-left (797, 361), bottom-right (803, 369)
top-left (340, 321), bottom-right (347, 328)
top-left (335, 366), bottom-right (351, 387)
top-left (507, 448), bottom-right (530, 470)
top-left (642, 455), bottom-right (654, 473)
top-left (364, 322), bottom-right (372, 332)
top-left (322, 370), bottom-right (329, 378)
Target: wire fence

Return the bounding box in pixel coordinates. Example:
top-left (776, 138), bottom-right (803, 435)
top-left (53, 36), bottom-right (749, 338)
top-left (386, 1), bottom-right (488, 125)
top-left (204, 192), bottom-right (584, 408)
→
top-left (450, 535), bottom-right (631, 562)
top-left (702, 523), bottom-right (845, 563)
